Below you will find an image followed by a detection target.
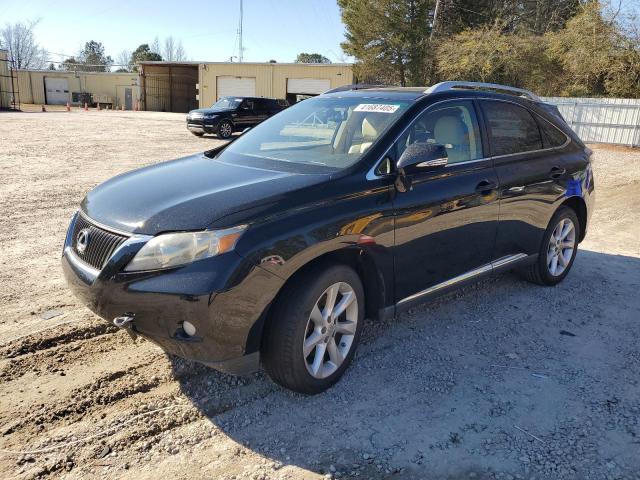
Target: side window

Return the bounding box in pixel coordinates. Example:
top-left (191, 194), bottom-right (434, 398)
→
top-left (242, 99), bottom-right (255, 111)
top-left (481, 100), bottom-right (543, 156)
top-left (538, 117), bottom-right (568, 148)
top-left (396, 100), bottom-right (483, 165)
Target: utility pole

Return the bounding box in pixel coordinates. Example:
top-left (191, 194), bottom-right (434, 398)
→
top-left (238, 0), bottom-right (244, 62)
top-left (430, 0), bottom-right (441, 40)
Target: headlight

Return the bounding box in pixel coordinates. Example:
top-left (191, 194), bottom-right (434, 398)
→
top-left (204, 114), bottom-right (218, 119)
top-left (124, 225), bottom-right (246, 272)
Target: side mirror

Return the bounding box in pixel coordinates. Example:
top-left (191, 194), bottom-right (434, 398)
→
top-left (395, 143), bottom-right (448, 192)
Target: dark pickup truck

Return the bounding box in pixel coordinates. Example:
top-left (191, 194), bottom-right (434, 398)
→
top-left (186, 96), bottom-right (287, 139)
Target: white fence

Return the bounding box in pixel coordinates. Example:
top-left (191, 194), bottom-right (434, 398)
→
top-left (541, 97), bottom-right (640, 147)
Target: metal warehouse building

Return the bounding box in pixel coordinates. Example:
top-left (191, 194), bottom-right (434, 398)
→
top-left (139, 61), bottom-right (353, 113)
top-left (7, 61), bottom-right (353, 112)
top-left (15, 70), bottom-right (140, 108)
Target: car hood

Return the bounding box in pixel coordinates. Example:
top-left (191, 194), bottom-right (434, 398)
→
top-left (188, 108), bottom-right (234, 115)
top-left (81, 153), bottom-right (330, 235)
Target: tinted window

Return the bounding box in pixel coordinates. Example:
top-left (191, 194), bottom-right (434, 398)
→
top-left (397, 100), bottom-right (483, 164)
top-left (539, 118), bottom-right (568, 148)
top-left (481, 101), bottom-right (542, 156)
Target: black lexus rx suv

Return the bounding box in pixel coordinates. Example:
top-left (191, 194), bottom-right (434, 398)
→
top-left (63, 82), bottom-right (594, 394)
top-left (186, 96), bottom-right (286, 139)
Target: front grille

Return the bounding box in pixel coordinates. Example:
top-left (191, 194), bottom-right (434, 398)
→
top-left (71, 213), bottom-right (128, 270)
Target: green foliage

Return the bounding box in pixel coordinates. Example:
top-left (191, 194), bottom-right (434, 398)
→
top-left (131, 44), bottom-right (163, 71)
top-left (340, 0), bottom-right (640, 97)
top-left (435, 27), bottom-right (562, 96)
top-left (338, 0), bottom-right (432, 86)
top-left (295, 53), bottom-right (331, 64)
top-left (546, 2), bottom-right (640, 96)
top-left (76, 40), bottom-right (113, 72)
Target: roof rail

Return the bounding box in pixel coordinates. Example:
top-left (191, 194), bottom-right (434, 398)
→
top-left (425, 81), bottom-right (541, 102)
top-left (323, 84), bottom-right (386, 94)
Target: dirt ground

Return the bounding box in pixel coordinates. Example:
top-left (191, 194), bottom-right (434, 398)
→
top-left (0, 110), bottom-right (639, 480)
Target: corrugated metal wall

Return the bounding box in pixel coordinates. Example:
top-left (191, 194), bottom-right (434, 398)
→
top-left (541, 97), bottom-right (640, 147)
top-left (198, 63), bottom-right (353, 107)
top-left (15, 70), bottom-right (140, 107)
top-left (0, 50), bottom-right (11, 108)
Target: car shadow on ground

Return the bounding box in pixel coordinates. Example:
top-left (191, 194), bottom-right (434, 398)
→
top-left (170, 249), bottom-right (640, 479)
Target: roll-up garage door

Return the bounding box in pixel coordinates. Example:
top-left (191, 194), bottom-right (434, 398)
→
top-left (216, 76), bottom-right (256, 99)
top-left (44, 77), bottom-right (70, 104)
top-left (287, 78), bottom-right (331, 95)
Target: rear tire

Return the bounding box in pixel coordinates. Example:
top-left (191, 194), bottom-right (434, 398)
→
top-left (262, 263), bottom-right (364, 394)
top-left (521, 206), bottom-right (580, 286)
top-left (217, 120), bottom-right (234, 139)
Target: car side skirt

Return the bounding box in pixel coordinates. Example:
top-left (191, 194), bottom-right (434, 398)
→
top-left (380, 253), bottom-right (536, 319)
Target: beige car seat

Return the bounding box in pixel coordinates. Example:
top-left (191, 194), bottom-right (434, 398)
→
top-left (348, 115), bottom-right (386, 154)
top-left (433, 115), bottom-right (470, 163)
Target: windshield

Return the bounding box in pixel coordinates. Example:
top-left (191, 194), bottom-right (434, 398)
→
top-left (212, 97), bottom-right (243, 110)
top-left (219, 96), bottom-right (411, 169)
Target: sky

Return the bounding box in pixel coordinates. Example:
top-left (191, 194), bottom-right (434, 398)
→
top-left (0, 0), bottom-right (353, 66)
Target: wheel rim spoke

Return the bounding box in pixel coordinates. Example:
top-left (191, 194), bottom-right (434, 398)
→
top-left (332, 291), bottom-right (355, 318)
top-left (335, 319), bottom-right (357, 335)
top-left (322, 284), bottom-right (339, 320)
top-left (309, 304), bottom-right (323, 327)
top-left (310, 342), bottom-right (326, 376)
top-left (303, 330), bottom-right (323, 358)
top-left (549, 254), bottom-right (558, 275)
top-left (327, 338), bottom-right (343, 366)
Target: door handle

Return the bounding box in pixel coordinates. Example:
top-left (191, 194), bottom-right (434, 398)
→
top-left (475, 179), bottom-right (497, 193)
top-left (549, 166), bottom-right (566, 179)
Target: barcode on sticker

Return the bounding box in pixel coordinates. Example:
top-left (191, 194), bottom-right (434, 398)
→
top-left (354, 104), bottom-right (400, 113)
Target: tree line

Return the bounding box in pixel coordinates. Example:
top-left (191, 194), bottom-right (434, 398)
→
top-left (339, 0), bottom-right (640, 97)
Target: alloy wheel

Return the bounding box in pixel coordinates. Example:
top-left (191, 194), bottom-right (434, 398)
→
top-left (303, 282), bottom-right (358, 379)
top-left (546, 217), bottom-right (576, 276)
top-left (220, 122), bottom-right (232, 138)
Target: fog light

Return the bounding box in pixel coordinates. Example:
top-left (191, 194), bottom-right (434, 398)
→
top-left (182, 321), bottom-right (196, 337)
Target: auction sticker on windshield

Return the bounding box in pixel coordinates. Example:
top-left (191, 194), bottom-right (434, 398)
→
top-left (354, 104), bottom-right (400, 113)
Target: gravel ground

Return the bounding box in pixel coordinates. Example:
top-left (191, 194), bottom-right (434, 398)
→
top-left (0, 110), bottom-right (639, 480)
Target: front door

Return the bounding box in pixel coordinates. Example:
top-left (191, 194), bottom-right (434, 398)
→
top-left (392, 99), bottom-right (499, 302)
top-left (236, 99), bottom-right (258, 126)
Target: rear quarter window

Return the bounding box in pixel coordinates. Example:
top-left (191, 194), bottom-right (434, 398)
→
top-left (538, 117), bottom-right (569, 148)
top-left (481, 100), bottom-right (543, 156)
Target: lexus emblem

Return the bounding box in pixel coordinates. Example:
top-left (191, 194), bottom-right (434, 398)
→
top-left (76, 228), bottom-right (90, 254)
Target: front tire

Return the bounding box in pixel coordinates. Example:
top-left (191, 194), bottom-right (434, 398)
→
top-left (217, 120), bottom-right (234, 139)
top-left (262, 263), bottom-right (364, 394)
top-left (521, 206), bottom-right (580, 286)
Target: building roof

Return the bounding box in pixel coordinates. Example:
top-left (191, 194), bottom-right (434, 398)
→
top-left (138, 61), bottom-right (352, 67)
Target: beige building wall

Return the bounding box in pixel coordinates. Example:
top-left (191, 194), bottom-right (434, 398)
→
top-left (0, 50), bottom-right (10, 108)
top-left (198, 63), bottom-right (353, 107)
top-left (16, 70), bottom-right (140, 107)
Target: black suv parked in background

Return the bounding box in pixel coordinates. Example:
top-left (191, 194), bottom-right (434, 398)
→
top-left (186, 96), bottom-right (286, 138)
top-left (63, 82), bottom-right (594, 394)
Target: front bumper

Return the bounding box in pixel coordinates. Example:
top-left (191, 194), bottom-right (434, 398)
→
top-left (61, 214), bottom-right (284, 375)
top-left (186, 117), bottom-right (219, 134)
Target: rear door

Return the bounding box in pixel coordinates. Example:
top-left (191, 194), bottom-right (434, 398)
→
top-left (236, 98), bottom-right (259, 127)
top-left (479, 99), bottom-right (571, 258)
top-left (392, 99), bottom-right (499, 302)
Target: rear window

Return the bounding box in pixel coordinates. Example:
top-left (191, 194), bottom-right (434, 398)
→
top-left (481, 100), bottom-right (543, 156)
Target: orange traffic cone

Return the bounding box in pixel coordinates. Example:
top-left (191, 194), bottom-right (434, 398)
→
top-left (41, 105), bottom-right (46, 112)
top-left (135, 101), bottom-right (139, 111)
top-left (66, 102), bottom-right (70, 112)
top-left (84, 102), bottom-right (88, 112)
